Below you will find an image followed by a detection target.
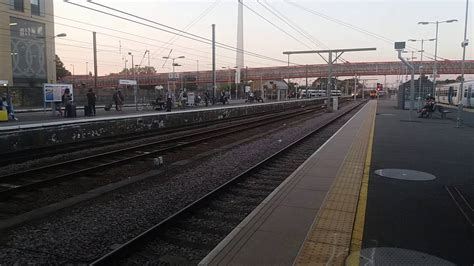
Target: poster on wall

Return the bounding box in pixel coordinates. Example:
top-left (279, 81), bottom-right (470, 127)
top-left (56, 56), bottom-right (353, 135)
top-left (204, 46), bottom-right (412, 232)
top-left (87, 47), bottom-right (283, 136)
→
top-left (43, 84), bottom-right (74, 103)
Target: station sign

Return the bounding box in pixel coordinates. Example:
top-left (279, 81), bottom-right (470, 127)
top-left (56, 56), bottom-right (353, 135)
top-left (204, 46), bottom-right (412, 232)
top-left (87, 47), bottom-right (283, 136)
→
top-left (394, 42), bottom-right (406, 50)
top-left (119, 79), bottom-right (137, 85)
top-left (168, 73), bottom-right (179, 81)
top-left (43, 83), bottom-right (74, 103)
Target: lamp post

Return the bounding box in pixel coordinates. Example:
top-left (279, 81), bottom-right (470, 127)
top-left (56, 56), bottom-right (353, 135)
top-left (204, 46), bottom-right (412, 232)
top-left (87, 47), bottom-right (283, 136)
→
top-left (196, 60), bottom-right (199, 88)
top-left (128, 52), bottom-right (137, 110)
top-left (222, 66), bottom-right (234, 100)
top-left (418, 19), bottom-right (458, 95)
top-left (457, 0), bottom-right (470, 127)
top-left (86, 61), bottom-right (89, 76)
top-left (408, 38), bottom-right (436, 100)
top-left (70, 64), bottom-right (75, 84)
top-left (162, 55), bottom-right (185, 95)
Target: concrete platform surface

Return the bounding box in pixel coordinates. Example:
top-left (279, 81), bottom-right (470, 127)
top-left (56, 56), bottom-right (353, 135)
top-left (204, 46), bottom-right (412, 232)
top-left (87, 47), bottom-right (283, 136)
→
top-left (200, 101), bottom-right (377, 265)
top-left (200, 99), bottom-right (474, 265)
top-left (361, 99), bottom-right (474, 265)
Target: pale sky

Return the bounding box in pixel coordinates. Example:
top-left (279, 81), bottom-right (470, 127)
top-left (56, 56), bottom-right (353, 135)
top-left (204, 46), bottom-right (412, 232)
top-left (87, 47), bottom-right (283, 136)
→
top-left (53, 0), bottom-right (472, 85)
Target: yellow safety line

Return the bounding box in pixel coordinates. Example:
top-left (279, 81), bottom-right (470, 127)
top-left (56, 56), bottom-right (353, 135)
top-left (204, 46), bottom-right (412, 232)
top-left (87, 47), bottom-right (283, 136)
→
top-left (295, 102), bottom-right (377, 265)
top-left (349, 101), bottom-right (377, 254)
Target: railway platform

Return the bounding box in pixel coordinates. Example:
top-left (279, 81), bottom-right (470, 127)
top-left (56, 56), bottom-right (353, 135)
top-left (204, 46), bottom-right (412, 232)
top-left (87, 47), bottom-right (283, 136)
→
top-left (0, 99), bottom-right (247, 126)
top-left (1, 98), bottom-right (333, 155)
top-left (201, 99), bottom-right (474, 265)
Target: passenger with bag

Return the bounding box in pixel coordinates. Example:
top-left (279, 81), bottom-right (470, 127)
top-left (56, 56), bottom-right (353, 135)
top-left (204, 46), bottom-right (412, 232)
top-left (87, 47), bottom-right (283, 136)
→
top-left (113, 88), bottom-right (124, 111)
top-left (62, 89), bottom-right (75, 118)
top-left (86, 88), bottom-right (96, 116)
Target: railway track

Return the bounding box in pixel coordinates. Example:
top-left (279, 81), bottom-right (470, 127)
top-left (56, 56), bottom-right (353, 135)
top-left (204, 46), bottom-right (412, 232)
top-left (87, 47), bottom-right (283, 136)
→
top-left (0, 104), bottom-right (329, 200)
top-left (0, 100), bottom-right (332, 167)
top-left (90, 100), bottom-right (366, 265)
top-left (0, 101), bottom-right (360, 223)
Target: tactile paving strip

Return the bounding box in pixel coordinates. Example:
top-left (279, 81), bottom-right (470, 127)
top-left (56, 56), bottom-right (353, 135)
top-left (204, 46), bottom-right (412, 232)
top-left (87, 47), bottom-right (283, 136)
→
top-left (296, 101), bottom-right (377, 265)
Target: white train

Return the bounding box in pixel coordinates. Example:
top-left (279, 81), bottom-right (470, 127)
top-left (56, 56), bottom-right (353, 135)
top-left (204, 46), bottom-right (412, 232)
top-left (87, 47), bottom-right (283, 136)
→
top-left (435, 80), bottom-right (474, 107)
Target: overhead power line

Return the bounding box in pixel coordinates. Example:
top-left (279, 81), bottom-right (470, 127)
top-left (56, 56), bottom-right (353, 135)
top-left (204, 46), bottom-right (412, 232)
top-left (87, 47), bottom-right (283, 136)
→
top-left (65, 0), bottom-right (296, 65)
top-left (285, 0), bottom-right (449, 61)
top-left (258, 0), bottom-right (325, 49)
top-left (150, 0), bottom-right (222, 63)
top-left (239, 1), bottom-right (316, 51)
top-left (0, 1), bottom-right (291, 66)
top-left (258, 0), bottom-right (349, 63)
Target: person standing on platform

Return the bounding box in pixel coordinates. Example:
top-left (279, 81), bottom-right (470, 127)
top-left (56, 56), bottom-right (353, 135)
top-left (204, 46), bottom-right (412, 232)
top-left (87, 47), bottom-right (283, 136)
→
top-left (204, 90), bottom-right (210, 107)
top-left (86, 88), bottom-right (96, 116)
top-left (3, 93), bottom-right (18, 121)
top-left (62, 89), bottom-right (72, 117)
top-left (113, 88), bottom-right (124, 111)
top-left (165, 89), bottom-right (173, 112)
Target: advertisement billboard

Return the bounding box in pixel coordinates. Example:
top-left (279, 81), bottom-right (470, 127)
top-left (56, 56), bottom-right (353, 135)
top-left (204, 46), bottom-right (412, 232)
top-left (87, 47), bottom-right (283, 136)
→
top-left (43, 84), bottom-right (74, 103)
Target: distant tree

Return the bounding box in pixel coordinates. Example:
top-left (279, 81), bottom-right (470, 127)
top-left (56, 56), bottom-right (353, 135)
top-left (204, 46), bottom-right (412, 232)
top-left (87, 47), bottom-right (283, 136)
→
top-left (55, 55), bottom-right (71, 80)
top-left (440, 78), bottom-right (458, 84)
top-left (119, 66), bottom-right (157, 75)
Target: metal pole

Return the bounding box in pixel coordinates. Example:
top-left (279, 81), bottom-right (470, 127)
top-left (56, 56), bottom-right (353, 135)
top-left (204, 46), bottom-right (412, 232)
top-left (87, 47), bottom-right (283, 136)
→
top-left (93, 31), bottom-right (98, 91)
top-left (287, 54), bottom-right (290, 99)
top-left (457, 0), bottom-right (469, 128)
top-left (196, 60), bottom-right (199, 87)
top-left (305, 64), bottom-right (308, 98)
top-left (433, 21), bottom-right (439, 96)
top-left (362, 80), bottom-right (365, 100)
top-left (354, 74), bottom-right (357, 101)
top-left (131, 54), bottom-right (136, 110)
top-left (86, 61), bottom-right (88, 76)
top-left (327, 51), bottom-right (332, 110)
top-left (398, 50), bottom-right (415, 121)
top-left (418, 40), bottom-right (424, 108)
top-left (228, 67), bottom-right (231, 100)
top-left (212, 24), bottom-right (216, 100)
top-left (147, 50), bottom-right (150, 67)
top-left (172, 58), bottom-right (176, 97)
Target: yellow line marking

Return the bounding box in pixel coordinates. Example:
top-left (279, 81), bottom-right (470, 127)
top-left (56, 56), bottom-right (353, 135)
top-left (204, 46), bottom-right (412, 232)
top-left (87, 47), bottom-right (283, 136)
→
top-left (349, 101), bottom-right (377, 254)
top-left (295, 101), bottom-right (377, 265)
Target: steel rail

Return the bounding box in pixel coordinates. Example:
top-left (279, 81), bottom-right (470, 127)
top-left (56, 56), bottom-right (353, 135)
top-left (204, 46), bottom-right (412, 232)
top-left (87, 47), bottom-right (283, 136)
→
top-left (90, 100), bottom-right (366, 265)
top-left (0, 102), bottom-right (336, 199)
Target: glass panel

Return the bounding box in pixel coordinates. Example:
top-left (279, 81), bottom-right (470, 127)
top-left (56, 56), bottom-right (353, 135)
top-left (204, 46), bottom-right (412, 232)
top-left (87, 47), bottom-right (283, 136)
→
top-left (10, 17), bottom-right (47, 82)
top-left (10, 0), bottom-right (24, 12)
top-left (31, 0), bottom-right (40, 16)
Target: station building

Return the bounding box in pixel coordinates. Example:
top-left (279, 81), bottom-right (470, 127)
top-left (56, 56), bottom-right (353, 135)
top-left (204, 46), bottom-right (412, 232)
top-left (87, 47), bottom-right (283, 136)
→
top-left (0, 0), bottom-right (56, 105)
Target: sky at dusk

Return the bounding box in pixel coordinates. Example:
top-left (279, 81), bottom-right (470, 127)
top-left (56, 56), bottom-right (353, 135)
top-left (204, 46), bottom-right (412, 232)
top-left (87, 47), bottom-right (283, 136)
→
top-left (52, 0), bottom-right (472, 86)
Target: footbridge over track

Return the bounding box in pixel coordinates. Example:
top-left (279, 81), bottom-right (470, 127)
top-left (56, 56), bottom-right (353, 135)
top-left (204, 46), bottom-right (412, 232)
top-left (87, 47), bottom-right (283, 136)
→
top-left (62, 60), bottom-right (474, 89)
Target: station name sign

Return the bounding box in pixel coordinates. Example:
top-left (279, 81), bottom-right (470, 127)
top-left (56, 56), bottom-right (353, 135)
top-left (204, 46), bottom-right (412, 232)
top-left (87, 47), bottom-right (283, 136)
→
top-left (119, 79), bottom-right (137, 85)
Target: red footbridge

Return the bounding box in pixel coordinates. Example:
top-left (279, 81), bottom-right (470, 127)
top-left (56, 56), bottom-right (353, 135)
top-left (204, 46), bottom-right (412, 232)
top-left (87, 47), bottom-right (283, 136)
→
top-left (62, 60), bottom-right (474, 89)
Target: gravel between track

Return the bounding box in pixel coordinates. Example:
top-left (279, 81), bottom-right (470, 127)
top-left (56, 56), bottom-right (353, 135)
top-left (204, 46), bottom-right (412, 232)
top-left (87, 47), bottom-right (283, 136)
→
top-left (0, 102), bottom-right (363, 264)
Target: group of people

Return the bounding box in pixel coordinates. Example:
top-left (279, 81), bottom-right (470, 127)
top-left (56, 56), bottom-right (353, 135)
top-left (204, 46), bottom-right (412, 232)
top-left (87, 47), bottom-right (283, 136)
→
top-left (54, 88), bottom-right (97, 118)
top-left (202, 90), bottom-right (229, 106)
top-left (418, 95), bottom-right (436, 118)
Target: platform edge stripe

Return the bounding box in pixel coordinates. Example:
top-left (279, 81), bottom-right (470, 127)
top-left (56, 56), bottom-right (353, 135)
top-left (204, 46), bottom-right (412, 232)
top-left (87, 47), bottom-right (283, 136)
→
top-left (292, 102), bottom-right (373, 265)
top-left (349, 101), bottom-right (377, 255)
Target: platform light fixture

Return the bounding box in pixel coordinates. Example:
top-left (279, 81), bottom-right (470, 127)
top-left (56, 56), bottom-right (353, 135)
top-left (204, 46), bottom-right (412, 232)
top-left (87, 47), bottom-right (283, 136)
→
top-left (407, 38), bottom-right (436, 101)
top-left (418, 19), bottom-right (458, 95)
